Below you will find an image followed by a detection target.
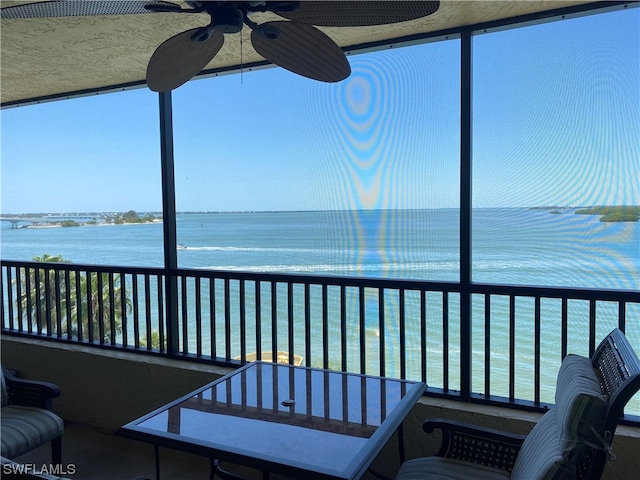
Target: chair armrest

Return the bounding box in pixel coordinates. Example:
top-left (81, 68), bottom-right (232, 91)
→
top-left (424, 418), bottom-right (527, 473)
top-left (2, 367), bottom-right (61, 411)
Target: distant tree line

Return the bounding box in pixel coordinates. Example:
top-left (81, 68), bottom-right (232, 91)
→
top-left (105, 210), bottom-right (156, 224)
top-left (535, 205), bottom-right (639, 222)
top-left (575, 206), bottom-right (639, 222)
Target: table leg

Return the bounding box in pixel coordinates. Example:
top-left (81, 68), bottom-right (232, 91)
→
top-left (367, 422), bottom-right (406, 480)
top-left (397, 423), bottom-right (406, 463)
top-left (154, 444), bottom-right (160, 480)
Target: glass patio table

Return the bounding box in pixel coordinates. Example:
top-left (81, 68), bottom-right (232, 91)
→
top-left (119, 362), bottom-right (426, 480)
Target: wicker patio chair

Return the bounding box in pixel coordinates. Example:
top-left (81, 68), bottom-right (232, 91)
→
top-left (1, 365), bottom-right (64, 466)
top-left (395, 328), bottom-right (640, 480)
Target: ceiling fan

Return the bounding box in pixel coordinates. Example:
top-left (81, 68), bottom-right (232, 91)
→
top-left (1, 1), bottom-right (440, 92)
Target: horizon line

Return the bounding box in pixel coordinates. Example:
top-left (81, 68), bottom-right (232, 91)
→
top-left (2, 205), bottom-right (639, 217)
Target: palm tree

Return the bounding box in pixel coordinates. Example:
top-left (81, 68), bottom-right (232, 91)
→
top-left (18, 254), bottom-right (131, 343)
top-left (70, 269), bottom-right (131, 342)
top-left (18, 254), bottom-right (70, 333)
top-left (140, 330), bottom-right (165, 349)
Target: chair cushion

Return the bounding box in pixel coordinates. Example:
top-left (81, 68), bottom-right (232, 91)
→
top-left (1, 369), bottom-right (7, 408)
top-left (510, 354), bottom-right (607, 480)
top-left (0, 405), bottom-right (64, 459)
top-left (510, 410), bottom-right (573, 480)
top-left (395, 456), bottom-right (511, 480)
top-left (554, 354), bottom-right (606, 458)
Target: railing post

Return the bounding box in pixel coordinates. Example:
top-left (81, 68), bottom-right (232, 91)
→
top-left (460, 29), bottom-right (473, 402)
top-left (159, 91), bottom-right (179, 355)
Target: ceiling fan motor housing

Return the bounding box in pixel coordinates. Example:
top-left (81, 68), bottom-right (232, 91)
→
top-left (211, 6), bottom-right (244, 34)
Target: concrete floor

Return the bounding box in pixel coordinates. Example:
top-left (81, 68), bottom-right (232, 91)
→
top-left (12, 421), bottom-right (255, 480)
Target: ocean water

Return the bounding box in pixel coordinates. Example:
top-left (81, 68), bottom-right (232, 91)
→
top-left (2, 208), bottom-right (638, 289)
top-left (1, 208), bottom-right (639, 406)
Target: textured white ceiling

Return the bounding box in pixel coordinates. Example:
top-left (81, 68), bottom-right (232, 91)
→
top-left (1, 1), bottom-right (599, 104)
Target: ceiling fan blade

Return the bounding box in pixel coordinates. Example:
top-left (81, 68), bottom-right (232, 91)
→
top-left (251, 21), bottom-right (350, 83)
top-left (0, 1), bottom-right (181, 19)
top-left (272, 1), bottom-right (440, 27)
top-left (147, 28), bottom-right (224, 92)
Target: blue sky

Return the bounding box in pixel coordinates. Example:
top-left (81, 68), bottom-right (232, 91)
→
top-left (1, 5), bottom-right (638, 214)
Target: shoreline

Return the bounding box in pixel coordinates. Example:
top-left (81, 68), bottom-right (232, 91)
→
top-left (20, 219), bottom-right (163, 229)
top-left (3, 205), bottom-right (640, 227)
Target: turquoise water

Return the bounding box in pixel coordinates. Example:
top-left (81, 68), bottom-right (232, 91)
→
top-left (1, 208), bottom-right (639, 406)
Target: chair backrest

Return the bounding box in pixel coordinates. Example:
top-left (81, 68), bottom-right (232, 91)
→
top-left (581, 328), bottom-right (640, 479)
top-left (511, 328), bottom-right (640, 480)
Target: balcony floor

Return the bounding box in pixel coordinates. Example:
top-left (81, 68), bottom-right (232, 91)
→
top-left (14, 421), bottom-right (295, 480)
top-left (14, 421), bottom-right (208, 480)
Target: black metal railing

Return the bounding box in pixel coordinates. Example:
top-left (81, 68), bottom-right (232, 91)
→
top-left (2, 259), bottom-right (639, 422)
